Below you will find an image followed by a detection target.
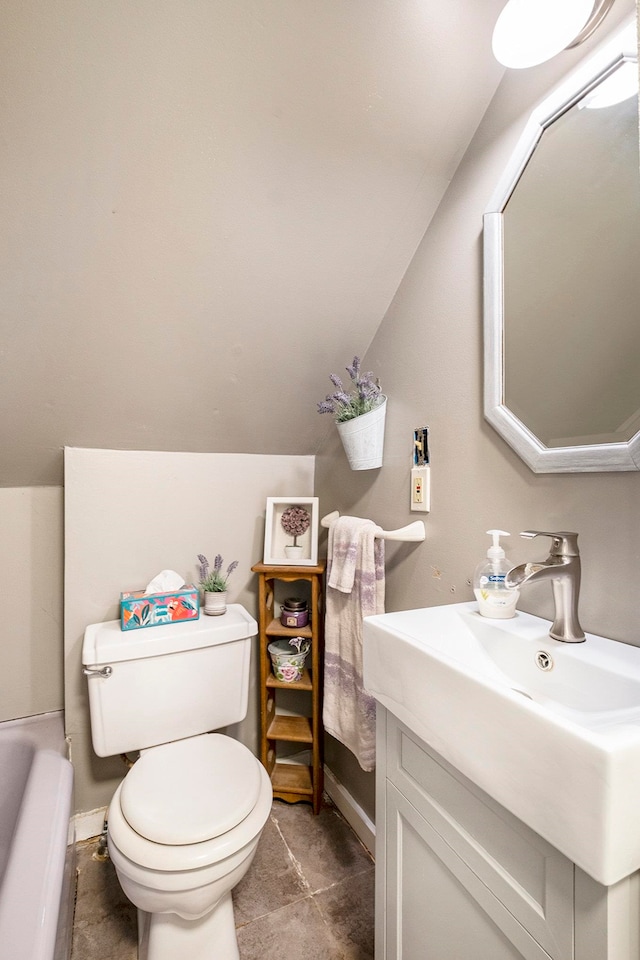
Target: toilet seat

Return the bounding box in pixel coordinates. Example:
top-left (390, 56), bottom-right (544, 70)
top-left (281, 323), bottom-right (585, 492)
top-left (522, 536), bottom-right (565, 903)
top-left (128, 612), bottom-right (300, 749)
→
top-left (108, 734), bottom-right (273, 873)
top-left (120, 734), bottom-right (261, 845)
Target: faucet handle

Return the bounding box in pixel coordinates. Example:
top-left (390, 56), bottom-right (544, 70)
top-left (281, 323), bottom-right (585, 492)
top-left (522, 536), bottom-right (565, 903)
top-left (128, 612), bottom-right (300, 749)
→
top-left (520, 530), bottom-right (580, 557)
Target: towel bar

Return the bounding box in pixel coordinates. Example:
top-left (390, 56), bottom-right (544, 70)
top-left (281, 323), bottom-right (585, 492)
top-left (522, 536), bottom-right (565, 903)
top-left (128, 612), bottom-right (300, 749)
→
top-left (320, 510), bottom-right (425, 542)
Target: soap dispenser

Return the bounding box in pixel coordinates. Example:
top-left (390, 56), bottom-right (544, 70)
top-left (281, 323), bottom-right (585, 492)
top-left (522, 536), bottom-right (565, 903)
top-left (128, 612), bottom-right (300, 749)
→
top-left (473, 530), bottom-right (519, 619)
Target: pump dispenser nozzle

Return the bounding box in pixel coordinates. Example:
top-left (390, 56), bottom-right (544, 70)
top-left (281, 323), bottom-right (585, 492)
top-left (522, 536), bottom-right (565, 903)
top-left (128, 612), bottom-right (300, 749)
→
top-left (486, 529), bottom-right (510, 561)
top-left (474, 530), bottom-right (518, 619)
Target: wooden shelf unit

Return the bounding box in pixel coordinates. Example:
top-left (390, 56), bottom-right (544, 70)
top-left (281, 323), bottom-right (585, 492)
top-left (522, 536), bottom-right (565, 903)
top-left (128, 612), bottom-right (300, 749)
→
top-left (252, 561), bottom-right (325, 814)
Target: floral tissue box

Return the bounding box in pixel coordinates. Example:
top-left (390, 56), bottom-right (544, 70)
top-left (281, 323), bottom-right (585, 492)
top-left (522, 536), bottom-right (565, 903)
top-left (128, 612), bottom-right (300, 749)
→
top-left (120, 585), bottom-right (200, 631)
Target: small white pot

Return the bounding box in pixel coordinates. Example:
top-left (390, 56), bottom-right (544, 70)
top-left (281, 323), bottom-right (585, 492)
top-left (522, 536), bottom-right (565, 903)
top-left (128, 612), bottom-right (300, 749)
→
top-left (284, 545), bottom-right (304, 560)
top-left (203, 591), bottom-right (227, 616)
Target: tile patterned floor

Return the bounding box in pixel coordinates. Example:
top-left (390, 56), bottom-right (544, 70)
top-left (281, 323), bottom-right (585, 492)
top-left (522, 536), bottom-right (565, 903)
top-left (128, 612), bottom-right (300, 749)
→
top-left (71, 797), bottom-right (375, 960)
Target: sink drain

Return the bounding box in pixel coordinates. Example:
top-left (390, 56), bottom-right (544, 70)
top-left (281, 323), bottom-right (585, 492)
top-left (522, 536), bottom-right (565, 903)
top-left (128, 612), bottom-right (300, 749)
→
top-left (535, 650), bottom-right (554, 671)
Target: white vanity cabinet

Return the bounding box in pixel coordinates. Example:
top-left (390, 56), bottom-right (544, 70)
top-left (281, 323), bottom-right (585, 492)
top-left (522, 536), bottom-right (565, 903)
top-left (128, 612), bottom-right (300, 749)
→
top-left (375, 708), bottom-right (640, 960)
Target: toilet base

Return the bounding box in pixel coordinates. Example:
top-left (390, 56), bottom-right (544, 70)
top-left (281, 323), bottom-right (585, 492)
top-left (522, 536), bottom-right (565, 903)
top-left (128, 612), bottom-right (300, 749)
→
top-left (137, 892), bottom-right (239, 960)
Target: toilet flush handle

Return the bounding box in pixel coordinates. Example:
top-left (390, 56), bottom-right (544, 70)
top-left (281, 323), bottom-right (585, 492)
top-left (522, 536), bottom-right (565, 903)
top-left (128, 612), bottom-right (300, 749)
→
top-left (82, 665), bottom-right (113, 679)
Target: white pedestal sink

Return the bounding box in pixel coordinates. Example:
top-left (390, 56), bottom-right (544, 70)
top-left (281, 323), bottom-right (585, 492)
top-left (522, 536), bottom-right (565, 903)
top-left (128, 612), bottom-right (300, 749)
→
top-left (363, 601), bottom-right (640, 886)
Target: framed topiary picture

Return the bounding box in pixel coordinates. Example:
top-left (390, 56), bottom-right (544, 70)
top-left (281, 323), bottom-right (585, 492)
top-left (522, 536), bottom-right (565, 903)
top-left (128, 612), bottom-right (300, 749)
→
top-left (263, 497), bottom-right (319, 565)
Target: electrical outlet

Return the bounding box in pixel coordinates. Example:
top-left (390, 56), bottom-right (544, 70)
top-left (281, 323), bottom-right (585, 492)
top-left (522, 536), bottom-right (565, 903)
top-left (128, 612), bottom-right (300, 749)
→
top-left (411, 465), bottom-right (430, 513)
top-left (412, 470), bottom-right (424, 503)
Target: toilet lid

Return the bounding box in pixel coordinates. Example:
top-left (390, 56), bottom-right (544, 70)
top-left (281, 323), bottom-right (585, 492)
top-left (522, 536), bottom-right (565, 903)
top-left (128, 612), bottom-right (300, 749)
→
top-left (119, 734), bottom-right (262, 845)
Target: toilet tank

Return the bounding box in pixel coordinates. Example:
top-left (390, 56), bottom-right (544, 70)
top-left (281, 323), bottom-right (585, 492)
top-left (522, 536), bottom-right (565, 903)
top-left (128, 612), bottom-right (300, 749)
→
top-left (82, 604), bottom-right (257, 757)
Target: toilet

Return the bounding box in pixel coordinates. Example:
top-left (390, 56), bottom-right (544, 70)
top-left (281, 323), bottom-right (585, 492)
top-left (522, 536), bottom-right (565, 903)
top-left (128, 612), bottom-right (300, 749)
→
top-left (82, 604), bottom-right (273, 960)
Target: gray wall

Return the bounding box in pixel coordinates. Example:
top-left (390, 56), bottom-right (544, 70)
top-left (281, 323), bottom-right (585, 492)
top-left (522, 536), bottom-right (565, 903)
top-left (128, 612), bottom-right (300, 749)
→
top-left (0, 0), bottom-right (503, 488)
top-left (316, 4), bottom-right (640, 822)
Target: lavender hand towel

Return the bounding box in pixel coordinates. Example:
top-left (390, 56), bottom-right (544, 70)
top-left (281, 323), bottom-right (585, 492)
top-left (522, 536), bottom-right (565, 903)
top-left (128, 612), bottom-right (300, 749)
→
top-left (323, 516), bottom-right (385, 772)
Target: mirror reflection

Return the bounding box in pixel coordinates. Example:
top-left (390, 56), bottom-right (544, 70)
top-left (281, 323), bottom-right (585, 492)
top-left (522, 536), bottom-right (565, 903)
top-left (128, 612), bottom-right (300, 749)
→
top-left (503, 67), bottom-right (640, 448)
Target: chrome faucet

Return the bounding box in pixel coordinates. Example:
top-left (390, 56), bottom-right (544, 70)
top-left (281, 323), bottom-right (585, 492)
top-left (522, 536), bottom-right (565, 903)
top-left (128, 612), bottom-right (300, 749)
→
top-left (506, 531), bottom-right (585, 643)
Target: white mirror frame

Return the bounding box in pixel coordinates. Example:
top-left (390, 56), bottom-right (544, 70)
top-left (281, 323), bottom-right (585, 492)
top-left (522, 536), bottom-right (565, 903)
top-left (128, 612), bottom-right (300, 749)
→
top-left (483, 19), bottom-right (640, 473)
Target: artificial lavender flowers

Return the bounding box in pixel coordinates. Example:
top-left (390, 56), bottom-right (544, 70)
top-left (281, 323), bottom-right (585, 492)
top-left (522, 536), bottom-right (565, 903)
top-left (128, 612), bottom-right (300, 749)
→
top-left (197, 553), bottom-right (239, 592)
top-left (317, 356), bottom-right (382, 422)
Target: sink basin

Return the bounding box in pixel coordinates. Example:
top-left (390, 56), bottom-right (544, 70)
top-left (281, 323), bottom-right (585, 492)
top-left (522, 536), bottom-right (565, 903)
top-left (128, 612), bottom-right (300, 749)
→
top-left (363, 601), bottom-right (640, 886)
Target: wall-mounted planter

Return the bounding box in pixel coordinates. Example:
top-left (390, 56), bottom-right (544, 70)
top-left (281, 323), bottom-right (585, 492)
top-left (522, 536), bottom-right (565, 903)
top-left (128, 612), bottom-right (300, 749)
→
top-left (336, 396), bottom-right (387, 470)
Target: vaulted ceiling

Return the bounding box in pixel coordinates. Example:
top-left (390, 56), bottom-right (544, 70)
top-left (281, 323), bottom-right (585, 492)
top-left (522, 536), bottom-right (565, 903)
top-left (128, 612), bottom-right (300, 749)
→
top-left (1, 0), bottom-right (505, 485)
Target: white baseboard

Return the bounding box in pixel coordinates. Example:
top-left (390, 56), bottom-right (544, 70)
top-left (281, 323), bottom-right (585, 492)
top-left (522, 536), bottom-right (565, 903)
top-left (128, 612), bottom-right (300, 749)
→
top-left (74, 806), bottom-right (108, 842)
top-left (323, 765), bottom-right (375, 857)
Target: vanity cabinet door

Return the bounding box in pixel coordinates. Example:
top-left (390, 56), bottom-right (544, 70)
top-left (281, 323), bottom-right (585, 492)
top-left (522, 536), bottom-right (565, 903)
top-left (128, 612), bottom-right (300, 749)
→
top-left (386, 783), bottom-right (554, 960)
top-left (384, 716), bottom-right (574, 960)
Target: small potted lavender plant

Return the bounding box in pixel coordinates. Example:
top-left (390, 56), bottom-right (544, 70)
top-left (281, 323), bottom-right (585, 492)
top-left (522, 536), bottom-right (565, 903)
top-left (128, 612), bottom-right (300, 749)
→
top-left (317, 356), bottom-right (386, 469)
top-left (197, 553), bottom-right (238, 616)
top-left (280, 505), bottom-right (311, 561)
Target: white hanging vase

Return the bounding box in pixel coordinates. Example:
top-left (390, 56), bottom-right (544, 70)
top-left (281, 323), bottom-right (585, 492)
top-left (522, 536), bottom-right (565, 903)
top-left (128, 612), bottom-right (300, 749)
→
top-left (336, 396), bottom-right (387, 470)
top-left (204, 591), bottom-right (227, 616)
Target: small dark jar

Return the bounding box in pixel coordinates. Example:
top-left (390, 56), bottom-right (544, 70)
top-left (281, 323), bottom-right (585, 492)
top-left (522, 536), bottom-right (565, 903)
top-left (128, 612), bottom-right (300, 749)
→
top-left (280, 597), bottom-right (309, 629)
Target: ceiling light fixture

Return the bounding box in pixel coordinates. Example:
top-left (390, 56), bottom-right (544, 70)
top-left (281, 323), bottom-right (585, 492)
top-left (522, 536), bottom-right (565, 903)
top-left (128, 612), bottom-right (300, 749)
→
top-left (492, 0), bottom-right (617, 69)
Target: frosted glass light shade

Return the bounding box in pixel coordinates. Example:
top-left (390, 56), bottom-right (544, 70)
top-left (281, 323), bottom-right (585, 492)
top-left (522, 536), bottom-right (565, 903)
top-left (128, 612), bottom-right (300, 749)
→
top-left (492, 0), bottom-right (597, 68)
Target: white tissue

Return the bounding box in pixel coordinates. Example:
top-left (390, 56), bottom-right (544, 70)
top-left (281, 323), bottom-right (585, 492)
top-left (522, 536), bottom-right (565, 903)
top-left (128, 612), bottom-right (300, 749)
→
top-left (145, 569), bottom-right (186, 595)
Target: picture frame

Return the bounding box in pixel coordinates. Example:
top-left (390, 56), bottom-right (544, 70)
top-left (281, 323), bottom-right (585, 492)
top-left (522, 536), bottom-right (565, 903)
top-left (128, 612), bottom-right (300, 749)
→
top-left (263, 497), bottom-right (319, 566)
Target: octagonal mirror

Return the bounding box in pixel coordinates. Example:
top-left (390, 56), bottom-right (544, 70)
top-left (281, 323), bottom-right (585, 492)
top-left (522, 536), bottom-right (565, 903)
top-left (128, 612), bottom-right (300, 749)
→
top-left (484, 20), bottom-right (640, 472)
